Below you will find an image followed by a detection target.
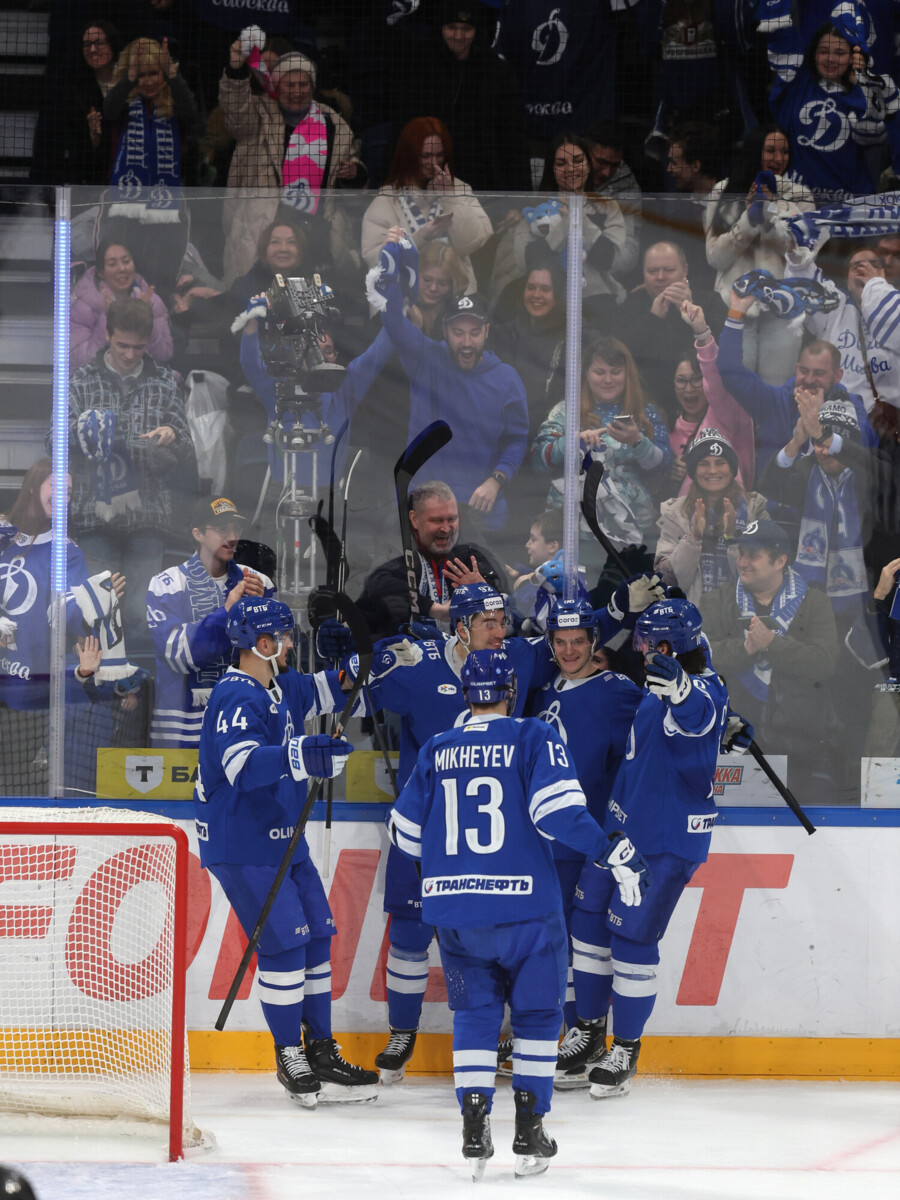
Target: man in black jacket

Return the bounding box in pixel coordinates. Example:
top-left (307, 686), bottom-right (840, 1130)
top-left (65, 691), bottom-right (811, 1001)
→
top-left (357, 480), bottom-right (506, 639)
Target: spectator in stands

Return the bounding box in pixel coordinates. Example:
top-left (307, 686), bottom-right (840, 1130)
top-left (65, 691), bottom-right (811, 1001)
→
top-left (71, 239), bottom-right (173, 371)
top-left (30, 18), bottom-right (122, 186)
top-left (584, 120), bottom-right (642, 280)
top-left (532, 334), bottom-right (671, 556)
top-left (378, 228), bottom-right (529, 536)
top-left (361, 117), bottom-right (492, 298)
top-left (666, 123), bottom-right (720, 197)
top-left (783, 243), bottom-right (900, 415)
top-left (357, 480), bottom-right (505, 640)
top-left (399, 2), bottom-right (531, 195)
top-left (670, 300), bottom-right (756, 493)
top-left (611, 241), bottom-right (725, 422)
top-left (407, 242), bottom-right (469, 340)
top-left (219, 41), bottom-right (363, 285)
top-left (230, 219), bottom-right (308, 309)
top-left (100, 37), bottom-right (202, 293)
top-left (717, 287), bottom-right (877, 481)
top-left (491, 133), bottom-right (627, 321)
top-left (762, 19), bottom-right (900, 201)
top-left (655, 428), bottom-right (768, 604)
top-left (67, 298), bottom-right (196, 656)
top-left (146, 496), bottom-right (275, 748)
top-left (876, 235), bottom-right (900, 287)
top-left (704, 124), bottom-right (814, 385)
top-left (699, 520), bottom-right (840, 805)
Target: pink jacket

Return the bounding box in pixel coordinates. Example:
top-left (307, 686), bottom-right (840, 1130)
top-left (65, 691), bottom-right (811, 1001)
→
top-left (70, 267), bottom-right (174, 370)
top-left (669, 335), bottom-right (755, 495)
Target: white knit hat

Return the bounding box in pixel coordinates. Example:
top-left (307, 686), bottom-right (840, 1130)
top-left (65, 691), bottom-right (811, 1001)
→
top-left (271, 51), bottom-right (317, 89)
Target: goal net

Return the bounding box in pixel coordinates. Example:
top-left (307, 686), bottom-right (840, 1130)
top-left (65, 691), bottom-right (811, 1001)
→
top-left (0, 807), bottom-right (205, 1160)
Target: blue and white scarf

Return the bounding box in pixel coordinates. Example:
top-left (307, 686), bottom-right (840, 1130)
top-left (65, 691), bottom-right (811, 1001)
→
top-left (736, 565), bottom-right (807, 702)
top-left (733, 268), bottom-right (841, 319)
top-left (76, 408), bottom-right (141, 523)
top-left (109, 95), bottom-right (181, 223)
top-left (698, 495), bottom-right (749, 595)
top-left (794, 466), bottom-right (867, 610)
top-left (397, 191), bottom-right (444, 237)
top-left (786, 197), bottom-right (900, 254)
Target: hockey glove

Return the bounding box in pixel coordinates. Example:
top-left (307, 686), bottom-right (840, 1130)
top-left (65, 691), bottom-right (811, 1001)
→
top-left (286, 733), bottom-right (354, 782)
top-left (607, 572), bottom-right (666, 629)
top-left (400, 617), bottom-right (441, 641)
top-left (230, 293), bottom-right (269, 335)
top-left (722, 712), bottom-right (754, 755)
top-left (597, 832), bottom-right (650, 908)
top-left (316, 617), bottom-right (356, 663)
top-left (369, 639), bottom-right (424, 681)
top-left (644, 651), bottom-right (692, 705)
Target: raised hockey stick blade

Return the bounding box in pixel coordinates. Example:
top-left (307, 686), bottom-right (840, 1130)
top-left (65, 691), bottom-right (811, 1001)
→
top-left (394, 421), bottom-right (453, 617)
top-left (749, 740), bottom-right (816, 835)
top-left (215, 592), bottom-right (374, 1030)
top-left (580, 459), bottom-right (630, 577)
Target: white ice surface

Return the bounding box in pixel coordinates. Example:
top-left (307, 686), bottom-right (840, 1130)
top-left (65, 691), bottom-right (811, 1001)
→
top-left (3, 1073), bottom-right (900, 1200)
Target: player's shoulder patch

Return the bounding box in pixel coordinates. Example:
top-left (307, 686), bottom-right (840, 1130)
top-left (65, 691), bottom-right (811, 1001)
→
top-left (437, 682), bottom-right (457, 695)
top-left (148, 568), bottom-right (187, 597)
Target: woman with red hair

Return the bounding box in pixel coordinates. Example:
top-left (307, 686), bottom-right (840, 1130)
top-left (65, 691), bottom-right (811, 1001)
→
top-left (362, 117), bottom-right (492, 296)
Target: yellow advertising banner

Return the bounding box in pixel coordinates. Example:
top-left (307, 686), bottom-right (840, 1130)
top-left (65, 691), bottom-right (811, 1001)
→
top-left (95, 748), bottom-right (199, 801)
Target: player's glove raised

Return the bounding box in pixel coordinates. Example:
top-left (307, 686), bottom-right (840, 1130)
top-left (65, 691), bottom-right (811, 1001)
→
top-left (316, 617), bottom-right (356, 663)
top-left (607, 572), bottom-right (666, 629)
top-left (644, 651), bottom-right (692, 705)
top-left (286, 734), bottom-right (354, 782)
top-left (722, 711), bottom-right (754, 754)
top-left (400, 617), bottom-right (442, 641)
top-left (597, 832), bottom-right (650, 907)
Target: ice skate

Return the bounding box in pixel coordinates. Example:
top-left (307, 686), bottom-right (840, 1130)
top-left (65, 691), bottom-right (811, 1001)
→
top-left (512, 1089), bottom-right (557, 1177)
top-left (461, 1091), bottom-right (494, 1181)
top-left (374, 1027), bottom-right (417, 1085)
top-left (305, 1034), bottom-right (379, 1104)
top-left (553, 1017), bottom-right (607, 1090)
top-left (496, 1033), bottom-right (513, 1076)
top-left (589, 1036), bottom-right (641, 1099)
top-left (275, 1044), bottom-right (320, 1109)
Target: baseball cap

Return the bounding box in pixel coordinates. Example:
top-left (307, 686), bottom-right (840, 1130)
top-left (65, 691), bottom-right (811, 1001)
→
top-left (443, 294), bottom-right (489, 325)
top-left (737, 520), bottom-right (790, 555)
top-left (190, 496), bottom-right (245, 530)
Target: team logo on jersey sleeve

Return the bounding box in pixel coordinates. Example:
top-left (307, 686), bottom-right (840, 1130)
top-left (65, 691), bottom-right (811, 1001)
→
top-left (438, 683), bottom-right (457, 695)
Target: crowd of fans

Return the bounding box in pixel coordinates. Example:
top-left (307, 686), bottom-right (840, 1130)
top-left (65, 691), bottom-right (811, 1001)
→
top-left (3, 0), bottom-right (900, 803)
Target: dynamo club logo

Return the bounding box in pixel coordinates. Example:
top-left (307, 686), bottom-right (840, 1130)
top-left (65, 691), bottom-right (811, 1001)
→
top-left (532, 8), bottom-right (568, 66)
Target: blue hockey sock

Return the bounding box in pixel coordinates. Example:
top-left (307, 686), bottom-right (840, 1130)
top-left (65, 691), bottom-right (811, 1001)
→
top-left (570, 924), bottom-right (613, 1022)
top-left (301, 937), bottom-right (333, 1040)
top-left (386, 916), bottom-right (433, 1031)
top-left (509, 1010), bottom-right (560, 1115)
top-left (563, 961), bottom-right (577, 1031)
top-left (257, 945), bottom-right (306, 1046)
top-left (609, 936), bottom-right (659, 1041)
top-left (452, 1002), bottom-right (504, 1111)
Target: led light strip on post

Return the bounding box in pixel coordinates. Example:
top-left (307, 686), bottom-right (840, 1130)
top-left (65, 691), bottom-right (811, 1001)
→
top-left (562, 194), bottom-right (584, 605)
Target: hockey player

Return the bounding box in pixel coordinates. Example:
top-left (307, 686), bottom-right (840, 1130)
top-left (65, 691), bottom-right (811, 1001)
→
top-left (568, 598), bottom-right (729, 1099)
top-left (530, 596), bottom-right (643, 1087)
top-left (194, 596), bottom-right (379, 1107)
top-left (388, 648), bottom-right (650, 1179)
top-left (146, 496), bottom-right (275, 748)
top-left (353, 582), bottom-right (558, 1083)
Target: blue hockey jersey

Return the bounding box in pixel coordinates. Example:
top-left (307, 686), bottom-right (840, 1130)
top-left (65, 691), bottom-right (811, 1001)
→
top-left (531, 669), bottom-right (642, 861)
top-left (604, 667), bottom-right (729, 861)
top-left (146, 553), bottom-right (276, 748)
top-left (368, 633), bottom-right (557, 787)
top-left (194, 665), bottom-right (351, 867)
top-left (390, 712), bottom-right (610, 928)
top-left (0, 530), bottom-right (92, 709)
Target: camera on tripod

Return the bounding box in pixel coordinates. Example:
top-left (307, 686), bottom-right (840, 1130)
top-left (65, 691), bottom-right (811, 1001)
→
top-left (259, 272), bottom-right (346, 394)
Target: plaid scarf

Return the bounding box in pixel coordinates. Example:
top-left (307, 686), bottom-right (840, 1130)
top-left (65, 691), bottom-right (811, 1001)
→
top-left (736, 565), bottom-right (807, 703)
top-left (794, 465), bottom-right (867, 611)
top-left (109, 96), bottom-right (181, 223)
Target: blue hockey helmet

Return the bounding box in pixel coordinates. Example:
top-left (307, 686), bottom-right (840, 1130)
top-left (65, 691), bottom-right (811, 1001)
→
top-left (546, 595), bottom-right (595, 634)
top-left (634, 598), bottom-right (703, 656)
top-left (226, 597), bottom-right (295, 649)
top-left (461, 648), bottom-right (517, 712)
top-left (449, 582), bottom-right (505, 630)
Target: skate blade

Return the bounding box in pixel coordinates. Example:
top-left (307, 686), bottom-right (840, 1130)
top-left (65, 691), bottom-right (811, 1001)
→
top-left (317, 1081), bottom-right (379, 1104)
top-left (553, 1068), bottom-right (593, 1090)
top-left (378, 1065), bottom-right (407, 1086)
top-left (589, 1078), bottom-right (632, 1100)
top-left (495, 1061), bottom-right (513, 1076)
top-left (515, 1155), bottom-right (550, 1178)
top-left (285, 1090), bottom-right (318, 1109)
top-left (469, 1157), bottom-right (489, 1181)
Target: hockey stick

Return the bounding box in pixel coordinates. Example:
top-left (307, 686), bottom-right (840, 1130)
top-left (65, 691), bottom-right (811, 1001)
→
top-left (393, 420), bottom-right (453, 618)
top-left (215, 591), bottom-right (373, 1031)
top-left (748, 740), bottom-right (816, 835)
top-left (580, 458), bottom-right (631, 577)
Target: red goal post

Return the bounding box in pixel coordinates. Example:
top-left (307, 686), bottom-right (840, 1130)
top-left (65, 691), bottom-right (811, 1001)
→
top-left (0, 807), bottom-right (205, 1161)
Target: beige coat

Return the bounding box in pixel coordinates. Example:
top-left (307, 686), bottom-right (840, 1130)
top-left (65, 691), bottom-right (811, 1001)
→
top-left (361, 184), bottom-right (492, 296)
top-left (219, 72), bottom-right (362, 284)
top-left (654, 491), bottom-right (769, 605)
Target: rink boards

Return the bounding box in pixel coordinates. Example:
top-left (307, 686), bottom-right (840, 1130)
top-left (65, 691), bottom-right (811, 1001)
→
top-left (178, 817), bottom-right (900, 1078)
